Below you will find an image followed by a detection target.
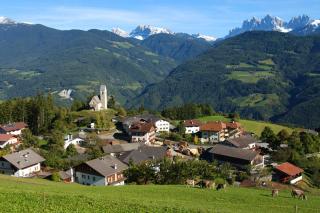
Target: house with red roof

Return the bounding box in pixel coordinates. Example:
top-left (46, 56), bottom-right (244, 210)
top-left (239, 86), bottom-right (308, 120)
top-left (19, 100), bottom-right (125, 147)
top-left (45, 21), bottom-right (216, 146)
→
top-left (199, 121), bottom-right (243, 144)
top-left (129, 122), bottom-right (156, 145)
top-left (0, 134), bottom-right (18, 149)
top-left (0, 122), bottom-right (27, 136)
top-left (274, 162), bottom-right (303, 184)
top-left (200, 121), bottom-right (227, 143)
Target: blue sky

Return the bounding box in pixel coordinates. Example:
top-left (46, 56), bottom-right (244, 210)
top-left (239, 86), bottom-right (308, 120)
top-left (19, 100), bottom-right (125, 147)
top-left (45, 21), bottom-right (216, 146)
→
top-left (0, 0), bottom-right (319, 37)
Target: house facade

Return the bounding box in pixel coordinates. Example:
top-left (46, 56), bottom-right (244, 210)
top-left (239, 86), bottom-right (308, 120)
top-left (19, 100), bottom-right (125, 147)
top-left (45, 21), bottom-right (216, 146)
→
top-left (0, 122), bottom-right (27, 136)
top-left (129, 122), bottom-right (156, 145)
top-left (154, 119), bottom-right (170, 133)
top-left (200, 122), bottom-right (227, 143)
top-left (74, 155), bottom-right (128, 186)
top-left (0, 134), bottom-right (18, 149)
top-left (0, 149), bottom-right (45, 177)
top-left (183, 120), bottom-right (202, 134)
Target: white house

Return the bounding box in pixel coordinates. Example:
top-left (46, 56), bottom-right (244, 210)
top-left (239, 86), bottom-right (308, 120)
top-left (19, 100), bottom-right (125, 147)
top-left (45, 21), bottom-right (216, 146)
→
top-left (0, 134), bottom-right (18, 149)
top-left (74, 155), bottom-right (128, 186)
top-left (0, 149), bottom-right (45, 177)
top-left (183, 120), bottom-right (202, 134)
top-left (89, 85), bottom-right (108, 111)
top-left (64, 134), bottom-right (84, 149)
top-left (0, 122), bottom-right (27, 136)
top-left (154, 119), bottom-right (170, 133)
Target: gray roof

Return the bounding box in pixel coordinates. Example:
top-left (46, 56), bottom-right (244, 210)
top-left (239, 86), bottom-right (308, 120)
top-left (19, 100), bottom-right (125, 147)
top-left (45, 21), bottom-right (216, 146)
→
top-left (209, 144), bottom-right (259, 161)
top-left (2, 148), bottom-right (45, 169)
top-left (58, 169), bottom-right (72, 180)
top-left (85, 155), bottom-right (128, 177)
top-left (119, 146), bottom-right (168, 165)
top-left (226, 135), bottom-right (259, 148)
top-left (102, 143), bottom-right (141, 154)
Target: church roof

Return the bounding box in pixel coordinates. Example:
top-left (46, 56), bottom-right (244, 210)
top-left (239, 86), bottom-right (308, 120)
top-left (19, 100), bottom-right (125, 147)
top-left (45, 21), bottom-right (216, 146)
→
top-left (89, 96), bottom-right (101, 105)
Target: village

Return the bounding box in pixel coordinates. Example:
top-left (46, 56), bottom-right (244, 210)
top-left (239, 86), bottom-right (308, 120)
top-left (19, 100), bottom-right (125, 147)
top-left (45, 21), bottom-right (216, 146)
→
top-left (0, 85), bottom-right (316, 200)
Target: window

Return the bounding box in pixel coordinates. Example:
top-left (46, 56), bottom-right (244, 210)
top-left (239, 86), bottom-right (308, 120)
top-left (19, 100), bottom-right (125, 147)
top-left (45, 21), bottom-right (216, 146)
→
top-left (82, 174), bottom-right (86, 179)
top-left (93, 176), bottom-right (96, 181)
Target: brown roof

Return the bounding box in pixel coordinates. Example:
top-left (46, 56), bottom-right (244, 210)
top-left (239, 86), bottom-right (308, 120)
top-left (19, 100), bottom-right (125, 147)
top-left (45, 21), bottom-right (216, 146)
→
top-left (200, 121), bottom-right (226, 132)
top-left (0, 122), bottom-right (27, 132)
top-left (226, 121), bottom-right (241, 129)
top-left (129, 122), bottom-right (155, 133)
top-left (209, 144), bottom-right (259, 161)
top-left (276, 162), bottom-right (304, 176)
top-left (183, 119), bottom-right (202, 127)
top-left (0, 134), bottom-right (15, 142)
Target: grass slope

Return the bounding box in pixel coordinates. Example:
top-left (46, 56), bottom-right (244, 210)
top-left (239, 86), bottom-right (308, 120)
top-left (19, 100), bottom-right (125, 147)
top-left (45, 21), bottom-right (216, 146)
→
top-left (0, 175), bottom-right (319, 212)
top-left (198, 115), bottom-right (293, 136)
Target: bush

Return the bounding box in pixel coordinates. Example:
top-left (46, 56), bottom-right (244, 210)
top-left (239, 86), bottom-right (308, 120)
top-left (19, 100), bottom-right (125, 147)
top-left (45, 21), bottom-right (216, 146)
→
top-left (50, 172), bottom-right (61, 182)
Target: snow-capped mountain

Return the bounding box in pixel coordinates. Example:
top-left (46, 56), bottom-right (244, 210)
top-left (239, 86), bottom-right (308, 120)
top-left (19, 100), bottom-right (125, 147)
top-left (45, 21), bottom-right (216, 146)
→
top-left (0, 16), bottom-right (16, 24)
top-left (227, 15), bottom-right (320, 38)
top-left (286, 15), bottom-right (311, 29)
top-left (292, 19), bottom-right (320, 35)
top-left (111, 24), bottom-right (216, 42)
top-left (228, 15), bottom-right (290, 37)
top-left (192, 33), bottom-right (216, 42)
top-left (129, 25), bottom-right (173, 40)
top-left (111, 27), bottom-right (129, 38)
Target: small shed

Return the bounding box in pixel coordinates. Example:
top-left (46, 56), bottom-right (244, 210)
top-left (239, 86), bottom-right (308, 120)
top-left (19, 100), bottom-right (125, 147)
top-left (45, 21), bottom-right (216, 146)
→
top-left (274, 162), bottom-right (303, 184)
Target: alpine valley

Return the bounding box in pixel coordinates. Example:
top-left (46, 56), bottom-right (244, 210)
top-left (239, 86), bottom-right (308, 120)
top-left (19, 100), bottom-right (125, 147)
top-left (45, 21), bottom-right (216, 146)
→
top-left (1, 15), bottom-right (320, 128)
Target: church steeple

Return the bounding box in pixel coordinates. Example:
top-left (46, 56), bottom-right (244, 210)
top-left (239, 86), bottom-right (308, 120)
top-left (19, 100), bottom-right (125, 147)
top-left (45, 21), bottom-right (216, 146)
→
top-left (100, 85), bottom-right (107, 109)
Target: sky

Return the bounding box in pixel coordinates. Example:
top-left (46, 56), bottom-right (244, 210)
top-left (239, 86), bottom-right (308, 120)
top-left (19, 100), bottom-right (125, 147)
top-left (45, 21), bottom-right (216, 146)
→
top-left (0, 0), bottom-right (319, 38)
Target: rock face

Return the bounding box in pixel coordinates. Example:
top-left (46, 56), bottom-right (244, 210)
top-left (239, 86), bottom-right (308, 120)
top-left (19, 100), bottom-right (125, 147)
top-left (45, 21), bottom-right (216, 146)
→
top-left (227, 15), bottom-right (320, 38)
top-left (0, 16), bottom-right (16, 25)
top-left (111, 27), bottom-right (129, 37)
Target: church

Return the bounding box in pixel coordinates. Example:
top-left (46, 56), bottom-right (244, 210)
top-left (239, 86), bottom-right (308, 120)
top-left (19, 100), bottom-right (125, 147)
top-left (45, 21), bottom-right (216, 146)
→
top-left (89, 85), bottom-right (108, 111)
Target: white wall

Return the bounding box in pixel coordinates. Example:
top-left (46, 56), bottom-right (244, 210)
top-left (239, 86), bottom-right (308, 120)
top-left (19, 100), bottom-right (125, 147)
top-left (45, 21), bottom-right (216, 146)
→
top-left (290, 176), bottom-right (302, 184)
top-left (7, 130), bottom-right (23, 136)
top-left (185, 127), bottom-right (200, 134)
top-left (155, 120), bottom-right (170, 133)
top-left (10, 163), bottom-right (41, 177)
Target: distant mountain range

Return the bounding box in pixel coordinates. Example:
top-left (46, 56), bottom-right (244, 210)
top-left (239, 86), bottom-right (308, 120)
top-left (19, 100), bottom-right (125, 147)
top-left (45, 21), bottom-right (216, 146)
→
top-left (112, 25), bottom-right (217, 42)
top-left (227, 15), bottom-right (320, 38)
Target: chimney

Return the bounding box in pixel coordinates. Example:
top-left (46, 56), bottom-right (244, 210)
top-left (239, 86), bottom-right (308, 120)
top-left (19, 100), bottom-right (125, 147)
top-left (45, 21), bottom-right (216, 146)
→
top-left (114, 164), bottom-right (117, 170)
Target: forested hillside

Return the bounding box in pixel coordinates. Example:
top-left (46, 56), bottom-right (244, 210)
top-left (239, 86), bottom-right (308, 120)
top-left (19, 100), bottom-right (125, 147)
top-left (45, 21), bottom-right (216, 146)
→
top-left (129, 31), bottom-right (320, 128)
top-left (140, 33), bottom-right (212, 62)
top-left (0, 23), bottom-right (177, 103)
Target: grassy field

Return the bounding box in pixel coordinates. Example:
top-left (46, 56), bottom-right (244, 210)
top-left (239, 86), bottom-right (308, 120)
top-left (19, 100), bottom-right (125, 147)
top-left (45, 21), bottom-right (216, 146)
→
top-left (198, 115), bottom-right (293, 136)
top-left (0, 175), bottom-right (319, 213)
top-left (233, 93), bottom-right (280, 107)
top-left (227, 71), bottom-right (275, 84)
